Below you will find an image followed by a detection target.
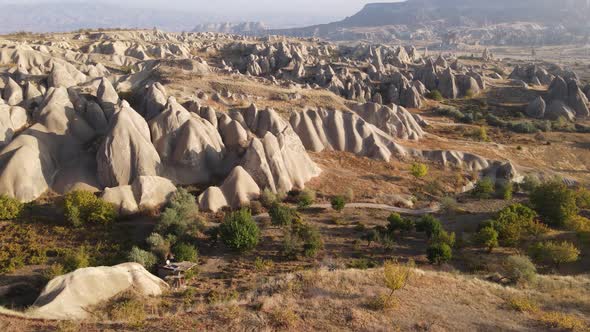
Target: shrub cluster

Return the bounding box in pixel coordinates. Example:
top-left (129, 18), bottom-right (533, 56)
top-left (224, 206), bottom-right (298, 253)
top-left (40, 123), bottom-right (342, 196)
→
top-left (64, 190), bottom-right (116, 227)
top-left (0, 195), bottom-right (23, 220)
top-left (219, 208), bottom-right (260, 252)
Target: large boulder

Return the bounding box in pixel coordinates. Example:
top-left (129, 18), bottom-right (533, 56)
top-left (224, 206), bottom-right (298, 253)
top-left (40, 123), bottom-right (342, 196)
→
top-left (28, 263), bottom-right (168, 320)
top-left (351, 102), bottom-right (424, 140)
top-left (3, 78), bottom-right (23, 106)
top-left (546, 100), bottom-right (576, 121)
top-left (438, 68), bottom-right (458, 99)
top-left (0, 105), bottom-right (28, 146)
top-left (525, 96), bottom-right (546, 119)
top-left (97, 101), bottom-right (161, 188)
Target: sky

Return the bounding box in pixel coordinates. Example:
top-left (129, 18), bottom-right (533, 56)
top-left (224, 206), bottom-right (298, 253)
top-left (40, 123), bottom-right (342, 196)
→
top-left (0, 0), bottom-right (380, 21)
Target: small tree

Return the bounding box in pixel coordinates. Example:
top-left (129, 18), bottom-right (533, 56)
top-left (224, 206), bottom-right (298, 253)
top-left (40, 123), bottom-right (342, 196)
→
top-left (426, 90), bottom-right (443, 101)
top-left (502, 255), bottom-right (537, 284)
top-left (496, 182), bottom-right (513, 200)
top-left (269, 203), bottom-right (297, 227)
top-left (157, 188), bottom-right (202, 236)
top-left (416, 215), bottom-right (442, 239)
top-left (331, 196), bottom-right (346, 212)
top-left (476, 226), bottom-right (499, 252)
top-left (530, 181), bottom-right (578, 227)
top-left (426, 243), bottom-right (452, 264)
top-left (575, 187), bottom-right (590, 209)
top-left (472, 177), bottom-right (495, 198)
top-left (62, 247), bottom-right (90, 273)
top-left (387, 213), bottom-right (414, 235)
top-left (219, 209), bottom-right (260, 252)
top-left (410, 163), bottom-right (428, 179)
top-left (382, 260), bottom-right (414, 301)
top-left (529, 241), bottom-right (580, 267)
top-left (492, 204), bottom-right (537, 247)
top-left (362, 229), bottom-right (379, 247)
top-left (128, 246), bottom-right (157, 269)
top-left (172, 242), bottom-right (198, 262)
top-left (299, 224), bottom-right (323, 258)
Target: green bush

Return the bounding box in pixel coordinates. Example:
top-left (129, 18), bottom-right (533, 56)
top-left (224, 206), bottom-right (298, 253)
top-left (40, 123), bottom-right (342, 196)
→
top-left (436, 106), bottom-right (464, 120)
top-left (362, 229), bottom-right (379, 247)
top-left (492, 204), bottom-right (537, 246)
top-left (426, 90), bottom-right (443, 101)
top-left (472, 177), bottom-right (495, 198)
top-left (297, 189), bottom-right (316, 208)
top-left (128, 246), bottom-right (158, 269)
top-left (520, 175), bottom-right (540, 193)
top-left (269, 203), bottom-right (298, 227)
top-left (0, 195), bottom-right (23, 220)
top-left (508, 121), bottom-right (538, 134)
top-left (496, 182), bottom-right (513, 200)
top-left (62, 247), bottom-right (90, 273)
top-left (299, 224), bottom-right (323, 258)
top-left (475, 226), bottom-right (499, 252)
top-left (387, 213), bottom-right (415, 234)
top-left (529, 241), bottom-right (580, 267)
top-left (416, 215), bottom-right (442, 239)
top-left (219, 209), bottom-right (260, 252)
top-left (64, 190), bottom-right (116, 227)
top-left (502, 255), bottom-right (536, 284)
top-left (172, 242), bottom-right (198, 262)
top-left (432, 230), bottom-right (456, 248)
top-left (530, 181), bottom-right (578, 227)
top-left (260, 188), bottom-right (278, 208)
top-left (331, 196), bottom-right (346, 212)
top-left (575, 187), bottom-right (590, 209)
top-left (146, 233), bottom-right (171, 259)
top-left (427, 243), bottom-right (452, 264)
top-left (410, 163), bottom-right (428, 179)
top-left (157, 188), bottom-right (202, 236)
top-left (42, 263), bottom-right (65, 282)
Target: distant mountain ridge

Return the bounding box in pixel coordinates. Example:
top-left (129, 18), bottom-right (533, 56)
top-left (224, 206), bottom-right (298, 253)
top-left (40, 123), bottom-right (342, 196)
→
top-left (267, 0), bottom-right (590, 45)
top-left (0, 2), bottom-right (207, 33)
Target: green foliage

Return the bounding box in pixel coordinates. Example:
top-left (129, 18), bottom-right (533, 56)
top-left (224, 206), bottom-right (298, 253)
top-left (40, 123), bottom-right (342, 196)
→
top-left (362, 229), bottom-right (379, 247)
top-left (492, 204), bottom-right (538, 246)
top-left (432, 230), bottom-right (456, 248)
top-left (128, 246), bottom-right (158, 269)
top-left (0, 223), bottom-right (48, 273)
top-left (521, 175), bottom-right (540, 193)
top-left (282, 219), bottom-right (323, 258)
top-left (502, 255), bottom-right (537, 284)
top-left (426, 90), bottom-right (443, 101)
top-left (476, 126), bottom-right (490, 142)
top-left (331, 196), bottom-right (346, 212)
top-left (0, 195), bottom-right (23, 220)
top-left (219, 209), bottom-right (260, 252)
top-left (436, 106), bottom-right (464, 120)
top-left (410, 163), bottom-right (428, 179)
top-left (260, 188), bottom-right (278, 208)
top-left (575, 187), bottom-right (590, 209)
top-left (416, 215), bottom-right (442, 239)
top-left (157, 188), bottom-right (202, 236)
top-left (530, 181), bottom-right (578, 227)
top-left (475, 226), bottom-right (499, 252)
top-left (146, 233), bottom-right (170, 260)
top-left (172, 242), bottom-right (198, 262)
top-left (387, 213), bottom-right (414, 234)
top-left (529, 241), bottom-right (580, 267)
top-left (64, 190), bottom-right (116, 227)
top-left (297, 189), bottom-right (316, 208)
top-left (427, 243), bottom-right (452, 264)
top-left (42, 263), bottom-right (65, 282)
top-left (496, 182), bottom-right (513, 200)
top-left (472, 177), bottom-right (495, 198)
top-left (269, 203), bottom-right (298, 227)
top-left (62, 247), bottom-right (90, 273)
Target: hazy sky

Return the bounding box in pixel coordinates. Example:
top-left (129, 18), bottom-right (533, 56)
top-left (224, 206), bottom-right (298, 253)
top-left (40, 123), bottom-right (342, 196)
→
top-left (0, 0), bottom-right (380, 18)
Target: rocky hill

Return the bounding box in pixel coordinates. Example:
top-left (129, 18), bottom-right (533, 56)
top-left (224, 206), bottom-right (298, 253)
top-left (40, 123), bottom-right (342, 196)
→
top-left (268, 0), bottom-right (590, 45)
top-left (192, 22), bottom-right (267, 36)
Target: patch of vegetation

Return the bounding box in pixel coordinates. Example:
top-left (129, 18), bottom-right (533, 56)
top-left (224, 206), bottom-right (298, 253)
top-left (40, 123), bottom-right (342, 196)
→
top-left (387, 213), bottom-right (415, 235)
top-left (426, 243), bottom-right (452, 264)
top-left (530, 181), bottom-right (578, 227)
top-left (410, 163), bottom-right (428, 179)
top-left (425, 90), bottom-right (443, 101)
top-left (296, 189), bottom-right (316, 208)
top-left (0, 223), bottom-right (49, 273)
top-left (528, 241), bottom-right (580, 267)
top-left (472, 177), bottom-right (495, 198)
top-left (416, 215), bottom-right (443, 239)
top-left (330, 196), bottom-right (346, 212)
top-left (282, 219), bottom-right (323, 259)
top-left (488, 204), bottom-right (539, 246)
top-left (475, 226), bottom-right (499, 252)
top-left (172, 242), bottom-right (198, 262)
top-left (269, 203), bottom-right (298, 227)
top-left (219, 208), bottom-right (260, 252)
top-left (0, 195), bottom-right (23, 220)
top-left (128, 246), bottom-right (158, 269)
top-left (106, 292), bottom-right (147, 327)
top-left (156, 188), bottom-right (203, 236)
top-left (61, 246), bottom-right (90, 273)
top-left (502, 255), bottom-right (537, 284)
top-left (63, 190), bottom-right (116, 227)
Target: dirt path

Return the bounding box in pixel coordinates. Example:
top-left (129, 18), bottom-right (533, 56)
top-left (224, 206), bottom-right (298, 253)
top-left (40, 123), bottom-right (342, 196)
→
top-left (254, 202), bottom-right (440, 220)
